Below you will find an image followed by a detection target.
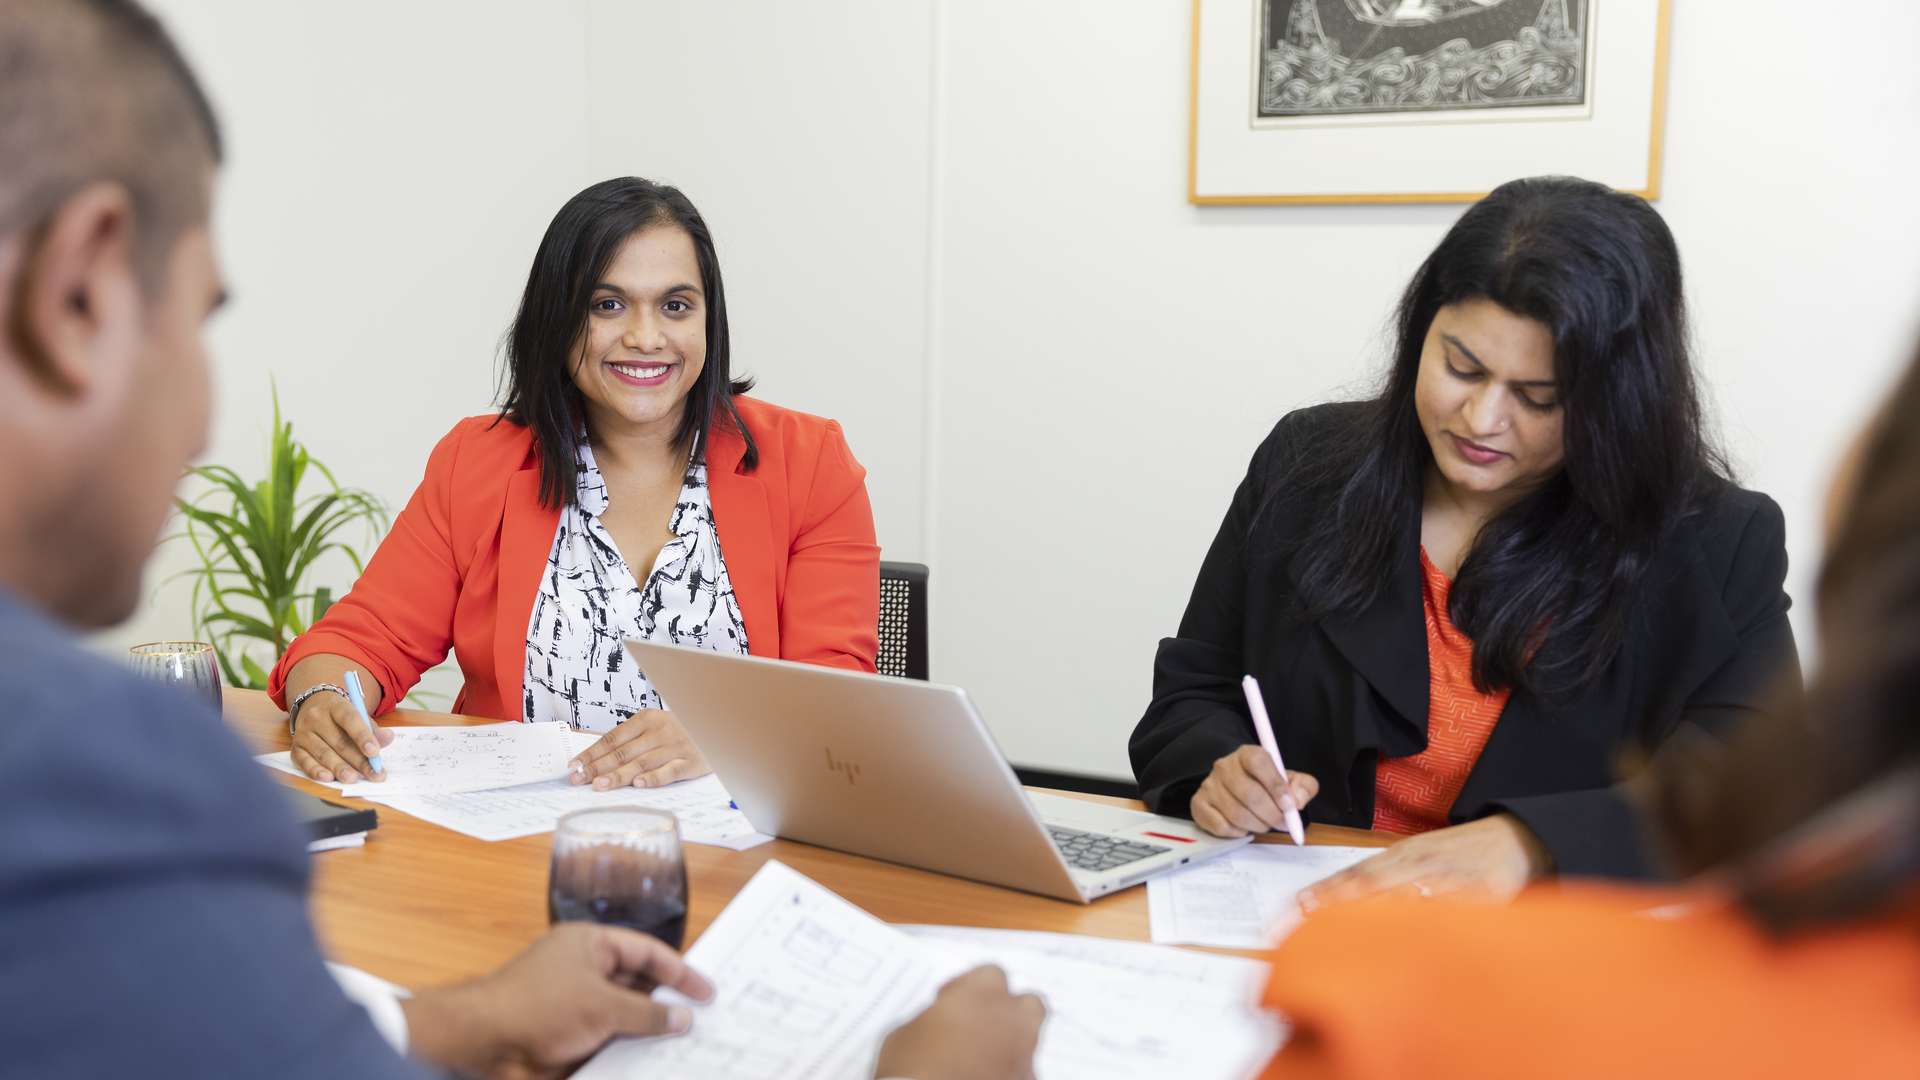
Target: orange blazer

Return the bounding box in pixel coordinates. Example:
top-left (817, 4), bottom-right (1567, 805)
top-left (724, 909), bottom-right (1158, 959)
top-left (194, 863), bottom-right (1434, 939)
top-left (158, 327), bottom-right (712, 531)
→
top-left (267, 396), bottom-right (880, 719)
top-left (1259, 884), bottom-right (1920, 1080)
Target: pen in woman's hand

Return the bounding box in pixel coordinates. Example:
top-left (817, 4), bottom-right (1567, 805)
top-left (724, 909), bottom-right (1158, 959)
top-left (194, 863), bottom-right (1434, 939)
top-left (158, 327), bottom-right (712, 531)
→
top-left (343, 671), bottom-right (385, 776)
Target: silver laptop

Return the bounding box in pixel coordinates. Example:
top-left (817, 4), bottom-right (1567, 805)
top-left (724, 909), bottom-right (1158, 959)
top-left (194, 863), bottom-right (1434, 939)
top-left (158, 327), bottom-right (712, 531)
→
top-left (626, 640), bottom-right (1250, 903)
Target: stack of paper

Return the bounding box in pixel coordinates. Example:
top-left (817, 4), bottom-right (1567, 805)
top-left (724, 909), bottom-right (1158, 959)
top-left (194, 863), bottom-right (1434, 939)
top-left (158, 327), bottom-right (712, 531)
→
top-left (362, 774), bottom-right (770, 850)
top-left (1146, 843), bottom-right (1379, 949)
top-left (257, 724), bottom-right (771, 850)
top-left (575, 861), bottom-right (1284, 1080)
top-left (903, 925), bottom-right (1284, 1080)
top-left (257, 722), bottom-right (592, 796)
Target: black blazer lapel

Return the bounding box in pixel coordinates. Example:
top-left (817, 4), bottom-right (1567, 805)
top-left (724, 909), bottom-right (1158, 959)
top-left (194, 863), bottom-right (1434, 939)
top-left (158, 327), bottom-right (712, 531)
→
top-left (1449, 531), bottom-right (1745, 821)
top-left (1314, 517), bottom-right (1430, 767)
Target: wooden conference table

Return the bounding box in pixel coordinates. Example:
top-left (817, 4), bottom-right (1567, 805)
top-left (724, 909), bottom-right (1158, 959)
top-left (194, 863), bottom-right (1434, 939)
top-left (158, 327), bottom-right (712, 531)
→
top-left (226, 688), bottom-right (1396, 989)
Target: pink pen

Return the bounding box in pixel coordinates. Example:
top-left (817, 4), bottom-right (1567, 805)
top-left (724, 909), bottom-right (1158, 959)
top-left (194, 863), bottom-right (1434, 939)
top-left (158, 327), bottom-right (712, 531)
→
top-left (1241, 674), bottom-right (1306, 845)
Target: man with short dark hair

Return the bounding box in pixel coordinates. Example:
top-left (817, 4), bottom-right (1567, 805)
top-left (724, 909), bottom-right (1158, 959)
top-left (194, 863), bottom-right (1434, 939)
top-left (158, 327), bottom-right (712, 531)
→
top-left (0, 3), bottom-right (1042, 1077)
top-left (0, 1), bottom-right (722, 1074)
top-left (0, 0), bottom-right (221, 288)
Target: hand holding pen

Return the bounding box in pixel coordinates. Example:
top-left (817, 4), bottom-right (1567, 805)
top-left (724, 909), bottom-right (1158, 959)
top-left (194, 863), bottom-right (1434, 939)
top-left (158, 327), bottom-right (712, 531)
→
top-left (286, 668), bottom-right (394, 784)
top-left (1186, 675), bottom-right (1322, 841)
top-left (342, 671), bottom-right (385, 778)
top-left (1240, 674), bottom-right (1305, 844)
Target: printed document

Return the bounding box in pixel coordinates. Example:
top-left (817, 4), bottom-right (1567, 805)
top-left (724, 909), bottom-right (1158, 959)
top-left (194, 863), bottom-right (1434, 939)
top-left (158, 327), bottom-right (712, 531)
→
top-left (364, 773), bottom-right (771, 849)
top-left (1147, 843), bottom-right (1379, 949)
top-left (576, 861), bottom-right (1283, 1080)
top-left (256, 722), bottom-right (590, 796)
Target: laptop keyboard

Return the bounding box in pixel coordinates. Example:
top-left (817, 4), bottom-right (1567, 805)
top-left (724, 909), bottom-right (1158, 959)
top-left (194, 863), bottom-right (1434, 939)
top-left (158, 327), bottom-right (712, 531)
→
top-left (1047, 826), bottom-right (1170, 874)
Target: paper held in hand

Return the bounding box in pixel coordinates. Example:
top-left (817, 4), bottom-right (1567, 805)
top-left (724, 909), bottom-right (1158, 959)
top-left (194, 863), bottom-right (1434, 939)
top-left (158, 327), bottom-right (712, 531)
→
top-left (257, 722), bottom-right (590, 797)
top-left (257, 725), bottom-right (769, 848)
top-left (575, 860), bottom-right (1284, 1080)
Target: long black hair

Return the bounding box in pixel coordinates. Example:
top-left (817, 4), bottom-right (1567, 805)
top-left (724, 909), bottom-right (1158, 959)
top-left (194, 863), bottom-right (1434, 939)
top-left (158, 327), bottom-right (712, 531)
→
top-left (1649, 343), bottom-right (1920, 931)
top-left (1279, 176), bottom-right (1728, 696)
top-left (499, 177), bottom-right (757, 509)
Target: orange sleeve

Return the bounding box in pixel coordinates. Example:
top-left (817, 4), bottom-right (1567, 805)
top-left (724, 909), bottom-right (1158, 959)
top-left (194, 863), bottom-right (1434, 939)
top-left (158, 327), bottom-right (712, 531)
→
top-left (778, 419), bottom-right (879, 672)
top-left (1260, 890), bottom-right (1680, 1080)
top-left (267, 422), bottom-right (471, 714)
top-left (1256, 885), bottom-right (1920, 1080)
top-left (1259, 897), bottom-right (1500, 1080)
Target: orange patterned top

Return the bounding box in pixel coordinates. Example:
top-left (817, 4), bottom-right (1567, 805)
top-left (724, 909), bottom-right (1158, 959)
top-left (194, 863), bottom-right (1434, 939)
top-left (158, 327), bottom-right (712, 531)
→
top-left (1372, 549), bottom-right (1510, 835)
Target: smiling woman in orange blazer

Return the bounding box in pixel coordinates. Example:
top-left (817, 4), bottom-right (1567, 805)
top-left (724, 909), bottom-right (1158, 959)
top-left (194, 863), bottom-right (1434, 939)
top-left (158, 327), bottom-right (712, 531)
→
top-left (268, 178), bottom-right (878, 791)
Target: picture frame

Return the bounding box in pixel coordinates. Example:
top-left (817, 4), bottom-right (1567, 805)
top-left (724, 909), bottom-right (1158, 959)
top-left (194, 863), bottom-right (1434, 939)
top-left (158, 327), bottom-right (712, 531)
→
top-left (1188, 0), bottom-right (1671, 205)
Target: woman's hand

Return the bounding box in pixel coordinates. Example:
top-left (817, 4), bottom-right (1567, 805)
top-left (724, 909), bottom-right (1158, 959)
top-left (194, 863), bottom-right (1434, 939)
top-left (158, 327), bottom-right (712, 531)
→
top-left (402, 922), bottom-right (715, 1080)
top-left (873, 965), bottom-right (1046, 1080)
top-left (568, 709), bottom-right (712, 790)
top-left (1297, 813), bottom-right (1551, 910)
top-left (290, 692), bottom-right (395, 784)
top-left (1190, 745), bottom-right (1319, 838)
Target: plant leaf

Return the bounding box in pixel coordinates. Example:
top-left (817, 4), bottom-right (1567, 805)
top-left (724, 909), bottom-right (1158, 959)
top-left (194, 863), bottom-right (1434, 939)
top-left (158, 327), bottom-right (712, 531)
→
top-left (163, 382), bottom-right (391, 689)
top-left (201, 609), bottom-right (280, 641)
top-left (240, 653), bottom-right (271, 691)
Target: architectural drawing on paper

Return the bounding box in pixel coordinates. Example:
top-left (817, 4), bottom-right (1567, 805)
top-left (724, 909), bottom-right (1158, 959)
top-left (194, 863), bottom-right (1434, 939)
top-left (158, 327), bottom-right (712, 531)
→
top-left (664, 1037), bottom-right (791, 1080)
top-left (733, 982), bottom-right (839, 1036)
top-left (783, 920), bottom-right (883, 983)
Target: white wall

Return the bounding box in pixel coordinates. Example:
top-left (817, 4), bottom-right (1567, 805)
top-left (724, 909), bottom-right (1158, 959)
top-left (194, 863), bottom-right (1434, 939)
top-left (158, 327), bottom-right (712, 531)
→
top-left (111, 2), bottom-right (1920, 780)
top-left (930, 0), bottom-right (1920, 778)
top-left (103, 0), bottom-right (597, 701)
top-left (581, 0), bottom-right (935, 558)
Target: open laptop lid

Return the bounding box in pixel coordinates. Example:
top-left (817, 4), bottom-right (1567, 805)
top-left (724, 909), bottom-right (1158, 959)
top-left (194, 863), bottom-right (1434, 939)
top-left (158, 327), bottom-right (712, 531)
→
top-left (626, 640), bottom-right (1084, 901)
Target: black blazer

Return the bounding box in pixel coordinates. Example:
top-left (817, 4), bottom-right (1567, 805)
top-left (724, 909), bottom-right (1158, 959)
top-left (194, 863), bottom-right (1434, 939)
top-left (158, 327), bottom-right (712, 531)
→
top-left (1130, 404), bottom-right (1802, 878)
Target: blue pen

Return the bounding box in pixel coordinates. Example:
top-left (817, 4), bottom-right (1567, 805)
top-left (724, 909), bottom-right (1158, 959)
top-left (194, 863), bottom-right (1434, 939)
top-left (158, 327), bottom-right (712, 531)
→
top-left (342, 671), bottom-right (384, 776)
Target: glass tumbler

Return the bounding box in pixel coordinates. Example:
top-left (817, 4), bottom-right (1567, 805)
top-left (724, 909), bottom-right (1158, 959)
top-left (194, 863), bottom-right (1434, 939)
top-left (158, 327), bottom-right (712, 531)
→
top-left (548, 806), bottom-right (688, 949)
top-left (128, 640), bottom-right (223, 710)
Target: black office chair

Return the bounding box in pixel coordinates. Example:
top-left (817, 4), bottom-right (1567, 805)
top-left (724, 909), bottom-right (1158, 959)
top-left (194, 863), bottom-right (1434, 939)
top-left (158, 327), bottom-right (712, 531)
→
top-left (877, 560), bottom-right (929, 681)
top-left (877, 560), bottom-right (1137, 798)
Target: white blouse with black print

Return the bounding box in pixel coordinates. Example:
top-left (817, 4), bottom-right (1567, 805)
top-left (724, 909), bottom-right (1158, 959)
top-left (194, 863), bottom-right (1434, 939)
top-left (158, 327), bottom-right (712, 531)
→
top-left (522, 438), bottom-right (749, 733)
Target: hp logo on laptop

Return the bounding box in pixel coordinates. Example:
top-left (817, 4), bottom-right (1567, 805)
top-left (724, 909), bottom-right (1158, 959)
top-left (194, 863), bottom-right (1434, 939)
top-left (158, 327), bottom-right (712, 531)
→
top-left (824, 747), bottom-right (861, 786)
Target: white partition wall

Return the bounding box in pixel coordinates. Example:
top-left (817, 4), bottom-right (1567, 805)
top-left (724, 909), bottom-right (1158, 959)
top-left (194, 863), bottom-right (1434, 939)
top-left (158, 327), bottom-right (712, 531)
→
top-left (922, 3), bottom-right (1920, 778)
top-left (115, 1), bottom-right (1920, 781)
top-left (580, 0), bottom-right (937, 559)
top-left (113, 0), bottom-right (600, 705)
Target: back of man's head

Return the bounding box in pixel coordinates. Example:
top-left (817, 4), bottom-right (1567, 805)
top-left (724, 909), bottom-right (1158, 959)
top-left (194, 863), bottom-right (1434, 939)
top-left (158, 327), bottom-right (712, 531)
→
top-left (1, 0), bottom-right (222, 282)
top-left (0, 0), bottom-right (227, 629)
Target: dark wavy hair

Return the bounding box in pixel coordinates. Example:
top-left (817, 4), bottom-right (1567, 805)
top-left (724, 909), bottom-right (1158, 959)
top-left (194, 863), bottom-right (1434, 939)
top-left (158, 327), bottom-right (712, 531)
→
top-left (1277, 176), bottom-right (1729, 696)
top-left (1647, 345), bottom-right (1920, 931)
top-left (498, 178), bottom-right (756, 509)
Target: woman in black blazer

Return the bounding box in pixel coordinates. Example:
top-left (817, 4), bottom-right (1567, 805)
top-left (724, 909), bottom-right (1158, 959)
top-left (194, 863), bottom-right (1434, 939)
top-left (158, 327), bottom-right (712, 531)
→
top-left (1131, 177), bottom-right (1800, 901)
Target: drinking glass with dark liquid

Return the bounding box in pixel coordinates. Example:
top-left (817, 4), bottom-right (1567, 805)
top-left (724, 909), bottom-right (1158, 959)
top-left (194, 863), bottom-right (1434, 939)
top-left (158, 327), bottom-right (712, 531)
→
top-left (127, 641), bottom-right (223, 710)
top-left (548, 807), bottom-right (688, 949)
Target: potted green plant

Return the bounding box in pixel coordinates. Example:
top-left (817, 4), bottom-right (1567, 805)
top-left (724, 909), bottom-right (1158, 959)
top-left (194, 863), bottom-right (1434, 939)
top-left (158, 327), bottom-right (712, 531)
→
top-left (165, 391), bottom-right (389, 690)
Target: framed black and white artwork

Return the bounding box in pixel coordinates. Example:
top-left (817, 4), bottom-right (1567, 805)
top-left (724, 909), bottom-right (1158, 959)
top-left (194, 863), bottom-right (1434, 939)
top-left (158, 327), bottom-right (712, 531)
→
top-left (1189, 0), bottom-right (1670, 204)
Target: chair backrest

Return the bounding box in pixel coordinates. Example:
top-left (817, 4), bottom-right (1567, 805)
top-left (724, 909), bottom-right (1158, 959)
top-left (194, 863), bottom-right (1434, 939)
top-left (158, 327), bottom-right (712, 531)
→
top-left (872, 561), bottom-right (1134, 796)
top-left (877, 560), bottom-right (929, 680)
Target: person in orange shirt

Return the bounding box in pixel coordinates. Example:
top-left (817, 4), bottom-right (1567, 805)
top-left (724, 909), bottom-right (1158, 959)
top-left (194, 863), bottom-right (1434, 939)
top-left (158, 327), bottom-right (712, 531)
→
top-left (269, 178), bottom-right (881, 791)
top-left (1259, 337), bottom-right (1920, 1080)
top-left (0, 3), bottom-right (1034, 1076)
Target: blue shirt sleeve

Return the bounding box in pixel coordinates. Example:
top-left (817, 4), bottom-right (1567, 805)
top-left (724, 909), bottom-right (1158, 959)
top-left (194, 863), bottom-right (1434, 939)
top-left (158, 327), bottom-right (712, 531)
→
top-left (0, 608), bottom-right (437, 1079)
